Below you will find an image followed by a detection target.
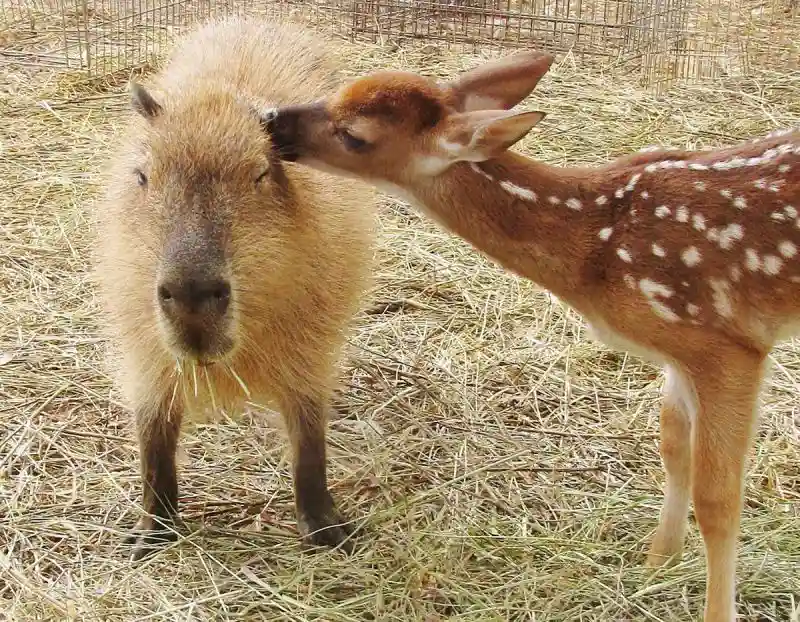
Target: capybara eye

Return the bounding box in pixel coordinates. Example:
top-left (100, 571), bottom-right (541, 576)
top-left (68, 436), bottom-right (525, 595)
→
top-left (255, 168), bottom-right (271, 185)
top-left (135, 169), bottom-right (148, 187)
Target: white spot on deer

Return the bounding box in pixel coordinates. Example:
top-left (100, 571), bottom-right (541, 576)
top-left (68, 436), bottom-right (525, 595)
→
top-left (689, 163), bottom-right (709, 171)
top-left (598, 227), bottom-right (613, 241)
top-left (733, 196), bottom-right (747, 209)
top-left (692, 213), bottom-right (706, 231)
top-left (681, 246), bottom-right (702, 267)
top-left (640, 279), bottom-right (680, 322)
top-left (707, 227), bottom-right (720, 243)
top-left (615, 188), bottom-right (625, 199)
top-left (565, 197), bottom-right (582, 211)
top-left (744, 248), bottom-right (761, 272)
top-left (500, 180), bottom-right (538, 202)
top-left (624, 274), bottom-right (637, 289)
top-left (769, 180), bottom-right (785, 193)
top-left (785, 205), bottom-right (798, 218)
top-left (652, 243), bottom-right (666, 258)
top-left (728, 156), bottom-right (748, 169)
top-left (730, 265), bottom-right (742, 282)
top-left (772, 211), bottom-right (787, 222)
top-left (641, 191), bottom-right (650, 199)
top-left (617, 248), bottom-right (633, 263)
top-left (720, 189), bottom-right (733, 199)
top-left (778, 164), bottom-right (791, 174)
top-left (548, 196), bottom-right (561, 205)
top-left (779, 241), bottom-right (797, 258)
top-left (763, 255), bottom-right (783, 275)
top-left (709, 278), bottom-right (733, 319)
top-left (694, 181), bottom-right (707, 191)
top-left (777, 143), bottom-right (794, 155)
top-left (718, 224), bottom-right (744, 250)
top-left (645, 163), bottom-right (658, 173)
top-left (595, 195), bottom-right (608, 206)
top-left (675, 206), bottom-right (689, 222)
top-left (686, 303), bottom-right (700, 317)
top-left (470, 163), bottom-right (495, 181)
top-left (625, 173), bottom-right (641, 191)
top-left (754, 178), bottom-right (768, 190)
top-left (655, 205), bottom-right (671, 219)
top-left (763, 129), bottom-right (791, 140)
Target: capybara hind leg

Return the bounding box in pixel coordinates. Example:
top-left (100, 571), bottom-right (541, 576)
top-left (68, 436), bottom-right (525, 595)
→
top-left (125, 401), bottom-right (183, 561)
top-left (281, 393), bottom-right (356, 553)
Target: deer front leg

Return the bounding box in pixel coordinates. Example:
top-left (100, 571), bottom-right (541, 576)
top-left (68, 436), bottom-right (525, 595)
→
top-left (281, 392), bottom-right (355, 553)
top-left (689, 350), bottom-right (764, 622)
top-left (125, 399), bottom-right (183, 562)
top-left (647, 364), bottom-right (693, 566)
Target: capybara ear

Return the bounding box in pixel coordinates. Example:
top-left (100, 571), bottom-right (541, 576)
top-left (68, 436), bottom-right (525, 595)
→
top-left (129, 81), bottom-right (163, 120)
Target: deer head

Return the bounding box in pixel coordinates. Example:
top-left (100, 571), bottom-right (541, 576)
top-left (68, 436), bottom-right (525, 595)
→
top-left (264, 51), bottom-right (555, 185)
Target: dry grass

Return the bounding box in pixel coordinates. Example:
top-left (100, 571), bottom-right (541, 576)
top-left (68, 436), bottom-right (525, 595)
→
top-left (1, 19), bottom-right (800, 622)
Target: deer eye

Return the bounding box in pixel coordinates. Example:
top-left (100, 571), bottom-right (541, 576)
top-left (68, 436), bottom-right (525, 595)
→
top-left (337, 128), bottom-right (368, 152)
top-left (135, 169), bottom-right (147, 187)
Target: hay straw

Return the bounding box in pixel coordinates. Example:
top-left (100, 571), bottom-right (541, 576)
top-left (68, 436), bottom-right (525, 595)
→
top-left (1, 17), bottom-right (799, 622)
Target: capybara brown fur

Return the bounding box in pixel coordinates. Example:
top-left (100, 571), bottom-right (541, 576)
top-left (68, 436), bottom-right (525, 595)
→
top-left (92, 16), bottom-right (376, 560)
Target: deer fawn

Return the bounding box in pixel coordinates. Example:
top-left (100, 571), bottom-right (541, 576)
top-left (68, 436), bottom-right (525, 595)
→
top-left (263, 51), bottom-right (799, 621)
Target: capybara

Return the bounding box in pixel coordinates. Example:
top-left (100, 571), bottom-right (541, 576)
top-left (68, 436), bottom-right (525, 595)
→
top-left (92, 16), bottom-right (376, 561)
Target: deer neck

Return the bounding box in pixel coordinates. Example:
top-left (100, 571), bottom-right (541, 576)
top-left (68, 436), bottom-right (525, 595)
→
top-left (404, 152), bottom-right (613, 305)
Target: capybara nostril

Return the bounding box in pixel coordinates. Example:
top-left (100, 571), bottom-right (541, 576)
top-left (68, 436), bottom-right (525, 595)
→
top-left (157, 278), bottom-right (231, 316)
top-left (157, 284), bottom-right (173, 302)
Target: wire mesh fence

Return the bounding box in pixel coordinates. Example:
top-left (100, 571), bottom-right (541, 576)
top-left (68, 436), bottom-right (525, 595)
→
top-left (1, 0), bottom-right (798, 88)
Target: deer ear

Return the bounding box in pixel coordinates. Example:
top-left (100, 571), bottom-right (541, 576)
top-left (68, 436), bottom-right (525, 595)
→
top-left (129, 81), bottom-right (162, 120)
top-left (443, 110), bottom-right (546, 162)
top-left (444, 51), bottom-right (555, 112)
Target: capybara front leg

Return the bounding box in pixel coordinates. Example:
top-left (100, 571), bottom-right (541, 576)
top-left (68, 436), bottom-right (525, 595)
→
top-left (125, 400), bottom-right (183, 561)
top-left (282, 393), bottom-right (355, 553)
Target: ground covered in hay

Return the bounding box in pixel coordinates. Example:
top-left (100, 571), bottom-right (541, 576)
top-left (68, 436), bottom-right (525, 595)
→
top-left (1, 23), bottom-right (799, 622)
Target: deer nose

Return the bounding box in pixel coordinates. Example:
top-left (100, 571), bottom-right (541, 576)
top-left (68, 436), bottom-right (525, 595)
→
top-left (157, 278), bottom-right (231, 317)
top-left (266, 107), bottom-right (301, 161)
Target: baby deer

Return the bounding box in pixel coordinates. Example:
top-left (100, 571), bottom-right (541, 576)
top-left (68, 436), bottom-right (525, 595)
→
top-left (264, 52), bottom-right (799, 621)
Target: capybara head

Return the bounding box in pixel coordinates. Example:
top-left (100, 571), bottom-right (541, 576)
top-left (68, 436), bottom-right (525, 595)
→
top-left (124, 82), bottom-right (297, 365)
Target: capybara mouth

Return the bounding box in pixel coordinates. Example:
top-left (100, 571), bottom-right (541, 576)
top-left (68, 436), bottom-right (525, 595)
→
top-left (166, 323), bottom-right (235, 364)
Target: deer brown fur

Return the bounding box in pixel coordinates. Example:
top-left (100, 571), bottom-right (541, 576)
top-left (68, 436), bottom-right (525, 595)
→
top-left (92, 16), bottom-right (376, 560)
top-left (265, 52), bottom-right (799, 622)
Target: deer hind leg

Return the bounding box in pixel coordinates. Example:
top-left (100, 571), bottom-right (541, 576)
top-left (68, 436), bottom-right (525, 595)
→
top-left (647, 364), bottom-right (694, 567)
top-left (689, 348), bottom-right (764, 622)
top-left (126, 397), bottom-right (183, 561)
top-left (278, 389), bottom-right (356, 553)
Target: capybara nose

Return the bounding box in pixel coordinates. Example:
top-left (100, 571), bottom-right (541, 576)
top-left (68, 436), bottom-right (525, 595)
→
top-left (158, 278), bottom-right (231, 317)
